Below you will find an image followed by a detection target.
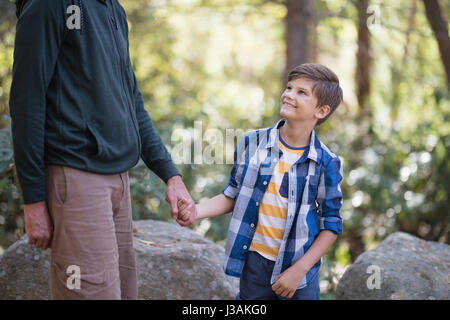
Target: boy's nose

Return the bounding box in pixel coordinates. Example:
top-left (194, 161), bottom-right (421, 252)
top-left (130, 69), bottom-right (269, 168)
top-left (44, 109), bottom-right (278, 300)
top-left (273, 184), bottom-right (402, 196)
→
top-left (283, 91), bottom-right (295, 100)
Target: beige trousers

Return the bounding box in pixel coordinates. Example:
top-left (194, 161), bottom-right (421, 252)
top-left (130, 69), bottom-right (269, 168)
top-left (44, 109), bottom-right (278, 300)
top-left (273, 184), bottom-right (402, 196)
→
top-left (45, 165), bottom-right (137, 300)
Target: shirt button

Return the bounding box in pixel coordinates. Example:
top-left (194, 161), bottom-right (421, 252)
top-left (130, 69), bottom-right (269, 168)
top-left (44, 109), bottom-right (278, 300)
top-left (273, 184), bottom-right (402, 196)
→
top-left (243, 245), bottom-right (248, 250)
top-left (250, 223), bottom-right (255, 228)
top-left (255, 202), bottom-right (259, 206)
top-left (263, 181), bottom-right (268, 185)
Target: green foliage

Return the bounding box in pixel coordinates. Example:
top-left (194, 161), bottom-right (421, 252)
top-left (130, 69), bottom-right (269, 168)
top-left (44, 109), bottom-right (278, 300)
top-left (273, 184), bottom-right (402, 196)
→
top-left (0, 0), bottom-right (448, 298)
top-left (0, 116), bottom-right (22, 251)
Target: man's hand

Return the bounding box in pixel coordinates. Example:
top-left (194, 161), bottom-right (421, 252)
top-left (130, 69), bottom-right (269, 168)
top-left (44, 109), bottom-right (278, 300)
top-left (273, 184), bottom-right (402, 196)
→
top-left (165, 175), bottom-right (196, 226)
top-left (177, 199), bottom-right (197, 226)
top-left (271, 263), bottom-right (308, 299)
top-left (24, 201), bottom-right (53, 250)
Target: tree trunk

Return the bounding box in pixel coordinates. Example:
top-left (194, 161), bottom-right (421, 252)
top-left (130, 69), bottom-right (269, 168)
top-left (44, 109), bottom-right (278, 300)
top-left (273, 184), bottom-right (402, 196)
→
top-left (309, 1), bottom-right (319, 63)
top-left (285, 0), bottom-right (313, 79)
top-left (345, 0), bottom-right (374, 263)
top-left (422, 0), bottom-right (450, 87)
top-left (355, 0), bottom-right (371, 114)
top-left (402, 0), bottom-right (417, 66)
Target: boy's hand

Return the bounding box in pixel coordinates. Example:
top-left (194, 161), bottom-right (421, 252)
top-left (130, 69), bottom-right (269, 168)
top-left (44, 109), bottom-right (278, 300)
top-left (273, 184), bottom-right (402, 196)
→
top-left (271, 264), bottom-right (308, 299)
top-left (177, 198), bottom-right (197, 226)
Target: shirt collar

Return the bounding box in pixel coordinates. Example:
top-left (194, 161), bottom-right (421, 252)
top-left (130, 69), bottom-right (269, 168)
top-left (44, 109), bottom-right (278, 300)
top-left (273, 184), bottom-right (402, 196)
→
top-left (265, 118), bottom-right (322, 164)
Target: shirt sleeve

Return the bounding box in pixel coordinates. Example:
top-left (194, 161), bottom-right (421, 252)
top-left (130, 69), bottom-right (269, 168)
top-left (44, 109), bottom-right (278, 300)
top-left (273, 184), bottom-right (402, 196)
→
top-left (9, 0), bottom-right (66, 204)
top-left (317, 156), bottom-right (344, 235)
top-left (222, 134), bottom-right (248, 200)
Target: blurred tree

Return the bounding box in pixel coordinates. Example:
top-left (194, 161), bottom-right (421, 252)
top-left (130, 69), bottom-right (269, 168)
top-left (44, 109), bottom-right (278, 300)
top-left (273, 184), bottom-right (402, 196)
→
top-left (344, 0), bottom-right (373, 263)
top-left (422, 0), bottom-right (450, 87)
top-left (0, 1), bottom-right (448, 290)
top-left (285, 0), bottom-right (313, 77)
top-left (0, 0), bottom-right (15, 120)
top-left (0, 0), bottom-right (21, 251)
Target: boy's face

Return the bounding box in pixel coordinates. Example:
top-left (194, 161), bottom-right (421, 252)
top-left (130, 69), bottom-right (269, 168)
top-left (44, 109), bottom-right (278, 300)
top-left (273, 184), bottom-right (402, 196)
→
top-left (279, 77), bottom-right (330, 125)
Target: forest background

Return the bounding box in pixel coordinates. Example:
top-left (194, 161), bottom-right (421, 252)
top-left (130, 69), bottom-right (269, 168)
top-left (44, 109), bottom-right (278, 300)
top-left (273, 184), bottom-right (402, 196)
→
top-left (0, 0), bottom-right (448, 299)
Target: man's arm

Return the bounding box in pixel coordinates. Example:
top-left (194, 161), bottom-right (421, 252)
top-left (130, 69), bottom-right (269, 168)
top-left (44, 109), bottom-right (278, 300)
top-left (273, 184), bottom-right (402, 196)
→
top-left (124, 18), bottom-right (195, 224)
top-left (130, 72), bottom-right (180, 182)
top-left (129, 70), bottom-right (196, 224)
top-left (10, 0), bottom-right (65, 204)
top-left (9, 0), bottom-right (67, 249)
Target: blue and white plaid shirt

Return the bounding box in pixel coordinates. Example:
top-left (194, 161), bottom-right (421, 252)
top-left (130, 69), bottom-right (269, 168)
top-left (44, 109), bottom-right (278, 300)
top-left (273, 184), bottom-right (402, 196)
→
top-left (222, 119), bottom-right (344, 289)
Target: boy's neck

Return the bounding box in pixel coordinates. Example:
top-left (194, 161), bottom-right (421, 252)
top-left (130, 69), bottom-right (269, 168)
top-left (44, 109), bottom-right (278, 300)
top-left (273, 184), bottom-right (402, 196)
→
top-left (280, 119), bottom-right (314, 148)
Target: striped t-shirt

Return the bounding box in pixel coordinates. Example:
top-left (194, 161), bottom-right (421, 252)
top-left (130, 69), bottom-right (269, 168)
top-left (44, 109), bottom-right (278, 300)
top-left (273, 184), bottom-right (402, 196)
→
top-left (249, 135), bottom-right (308, 261)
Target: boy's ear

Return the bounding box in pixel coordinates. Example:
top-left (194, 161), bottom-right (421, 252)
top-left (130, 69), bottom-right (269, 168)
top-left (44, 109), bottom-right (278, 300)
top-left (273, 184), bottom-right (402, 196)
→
top-left (315, 104), bottom-right (331, 120)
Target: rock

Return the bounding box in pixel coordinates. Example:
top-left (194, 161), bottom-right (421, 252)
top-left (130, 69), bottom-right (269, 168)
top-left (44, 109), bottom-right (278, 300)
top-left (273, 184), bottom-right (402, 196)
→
top-left (132, 220), bottom-right (239, 300)
top-left (336, 232), bottom-right (450, 300)
top-left (0, 220), bottom-right (239, 300)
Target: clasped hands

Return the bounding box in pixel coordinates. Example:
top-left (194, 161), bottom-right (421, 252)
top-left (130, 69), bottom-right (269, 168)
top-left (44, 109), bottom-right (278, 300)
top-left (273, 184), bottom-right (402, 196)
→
top-left (165, 175), bottom-right (197, 226)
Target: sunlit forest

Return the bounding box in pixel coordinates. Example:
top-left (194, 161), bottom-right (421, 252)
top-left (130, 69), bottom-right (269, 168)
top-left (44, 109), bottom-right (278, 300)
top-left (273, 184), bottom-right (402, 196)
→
top-left (0, 0), bottom-right (449, 299)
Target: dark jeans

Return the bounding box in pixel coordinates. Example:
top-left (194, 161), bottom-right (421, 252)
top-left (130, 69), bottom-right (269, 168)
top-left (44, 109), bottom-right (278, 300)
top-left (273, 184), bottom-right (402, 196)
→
top-left (236, 251), bottom-right (320, 300)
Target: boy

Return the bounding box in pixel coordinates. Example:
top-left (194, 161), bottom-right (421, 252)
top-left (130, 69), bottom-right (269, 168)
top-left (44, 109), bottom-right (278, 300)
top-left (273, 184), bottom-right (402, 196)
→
top-left (178, 63), bottom-right (344, 300)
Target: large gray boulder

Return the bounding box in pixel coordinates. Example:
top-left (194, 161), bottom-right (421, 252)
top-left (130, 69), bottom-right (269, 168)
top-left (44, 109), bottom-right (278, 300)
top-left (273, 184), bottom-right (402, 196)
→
top-left (336, 232), bottom-right (450, 300)
top-left (0, 220), bottom-right (239, 300)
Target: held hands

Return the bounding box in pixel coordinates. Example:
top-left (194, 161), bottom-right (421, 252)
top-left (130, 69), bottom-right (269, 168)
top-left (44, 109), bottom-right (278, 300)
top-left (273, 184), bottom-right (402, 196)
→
top-left (177, 198), bottom-right (197, 226)
top-left (165, 175), bottom-right (196, 226)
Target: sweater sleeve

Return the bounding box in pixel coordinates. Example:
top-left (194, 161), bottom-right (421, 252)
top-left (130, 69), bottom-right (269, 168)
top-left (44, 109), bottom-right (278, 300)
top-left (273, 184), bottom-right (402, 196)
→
top-left (130, 70), bottom-right (181, 183)
top-left (9, 0), bottom-right (66, 204)
top-left (122, 10), bottom-right (180, 183)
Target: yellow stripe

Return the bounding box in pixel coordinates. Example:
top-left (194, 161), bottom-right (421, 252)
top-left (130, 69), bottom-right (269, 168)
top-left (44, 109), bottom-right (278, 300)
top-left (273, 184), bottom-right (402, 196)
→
top-left (250, 242), bottom-right (279, 258)
top-left (264, 181), bottom-right (281, 195)
top-left (255, 225), bottom-right (285, 239)
top-left (274, 160), bottom-right (292, 174)
top-left (259, 202), bottom-right (287, 219)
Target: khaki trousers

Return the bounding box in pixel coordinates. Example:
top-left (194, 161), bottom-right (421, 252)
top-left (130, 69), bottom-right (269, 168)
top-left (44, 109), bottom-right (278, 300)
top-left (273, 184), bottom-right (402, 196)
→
top-left (45, 165), bottom-right (138, 300)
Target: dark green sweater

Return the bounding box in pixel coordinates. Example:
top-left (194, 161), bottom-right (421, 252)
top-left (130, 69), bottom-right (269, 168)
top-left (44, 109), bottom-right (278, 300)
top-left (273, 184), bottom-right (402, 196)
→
top-left (10, 0), bottom-right (180, 204)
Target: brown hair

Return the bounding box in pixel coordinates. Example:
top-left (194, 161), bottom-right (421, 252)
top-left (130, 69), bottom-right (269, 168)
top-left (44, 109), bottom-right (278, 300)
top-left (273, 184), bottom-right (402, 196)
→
top-left (287, 63), bottom-right (343, 126)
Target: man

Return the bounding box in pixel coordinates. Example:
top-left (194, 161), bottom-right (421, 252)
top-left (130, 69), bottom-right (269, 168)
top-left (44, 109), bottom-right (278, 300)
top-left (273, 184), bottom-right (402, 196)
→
top-left (9, 0), bottom-right (195, 299)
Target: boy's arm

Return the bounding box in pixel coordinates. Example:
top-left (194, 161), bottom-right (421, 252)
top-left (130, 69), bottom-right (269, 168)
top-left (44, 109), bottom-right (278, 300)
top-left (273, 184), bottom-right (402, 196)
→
top-left (271, 230), bottom-right (337, 298)
top-left (177, 194), bottom-right (234, 224)
top-left (194, 135), bottom-right (248, 220)
top-left (177, 134), bottom-right (247, 224)
top-left (272, 156), bottom-right (344, 298)
top-left (196, 194), bottom-right (235, 220)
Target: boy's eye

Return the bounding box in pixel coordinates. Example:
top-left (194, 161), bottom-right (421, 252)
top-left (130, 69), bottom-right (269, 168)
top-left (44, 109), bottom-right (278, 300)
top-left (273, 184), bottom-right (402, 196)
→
top-left (286, 86), bottom-right (292, 90)
top-left (298, 90), bottom-right (306, 95)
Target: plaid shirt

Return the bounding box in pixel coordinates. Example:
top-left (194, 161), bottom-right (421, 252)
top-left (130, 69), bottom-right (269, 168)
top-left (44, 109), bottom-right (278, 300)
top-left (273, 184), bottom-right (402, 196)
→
top-left (222, 119), bottom-right (344, 289)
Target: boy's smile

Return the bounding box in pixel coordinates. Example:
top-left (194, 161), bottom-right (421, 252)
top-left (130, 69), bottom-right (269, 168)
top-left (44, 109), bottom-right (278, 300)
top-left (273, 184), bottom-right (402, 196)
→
top-left (280, 77), bottom-right (328, 125)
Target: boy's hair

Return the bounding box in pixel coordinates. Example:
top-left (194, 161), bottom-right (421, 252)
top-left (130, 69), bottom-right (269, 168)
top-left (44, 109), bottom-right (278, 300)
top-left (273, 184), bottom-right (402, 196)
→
top-left (287, 63), bottom-right (343, 126)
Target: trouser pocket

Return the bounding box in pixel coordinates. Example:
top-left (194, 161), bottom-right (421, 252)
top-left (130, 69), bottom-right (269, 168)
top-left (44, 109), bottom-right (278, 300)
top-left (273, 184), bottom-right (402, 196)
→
top-left (50, 257), bottom-right (120, 300)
